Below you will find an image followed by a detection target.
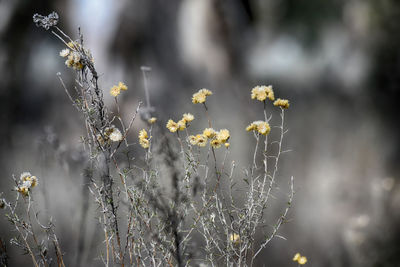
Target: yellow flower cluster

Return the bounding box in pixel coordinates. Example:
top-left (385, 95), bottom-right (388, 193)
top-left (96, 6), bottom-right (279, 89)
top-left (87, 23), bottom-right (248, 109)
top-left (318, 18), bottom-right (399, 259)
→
top-left (166, 113), bottom-right (195, 132)
top-left (110, 82), bottom-right (128, 97)
top-left (97, 125), bottom-right (123, 145)
top-left (189, 128), bottom-right (230, 148)
top-left (139, 129), bottom-right (150, 149)
top-left (246, 121), bottom-right (271, 135)
top-left (60, 48), bottom-right (83, 70)
top-left (16, 172), bottom-right (38, 196)
top-left (293, 253), bottom-right (307, 265)
top-left (274, 98), bottom-right (290, 109)
top-left (59, 41), bottom-right (94, 70)
top-left (148, 117), bottom-right (157, 124)
top-left (192, 89), bottom-right (213, 104)
top-left (251, 85), bottom-right (275, 102)
top-left (229, 233), bottom-right (240, 244)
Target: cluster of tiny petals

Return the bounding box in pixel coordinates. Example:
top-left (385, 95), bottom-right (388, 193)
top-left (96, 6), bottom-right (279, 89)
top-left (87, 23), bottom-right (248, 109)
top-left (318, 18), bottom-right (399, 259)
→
top-left (293, 253), bottom-right (307, 265)
top-left (60, 41), bottom-right (93, 70)
top-left (97, 125), bottom-right (123, 145)
top-left (167, 113), bottom-right (195, 133)
top-left (139, 129), bottom-right (150, 149)
top-left (16, 172), bottom-right (38, 196)
top-left (246, 121), bottom-right (271, 135)
top-left (190, 129), bottom-right (230, 148)
top-left (110, 82), bottom-right (128, 97)
top-left (189, 134), bottom-right (207, 147)
top-left (273, 98), bottom-right (290, 109)
top-left (192, 88), bottom-right (213, 104)
top-left (203, 128), bottom-right (216, 138)
top-left (251, 85), bottom-right (275, 102)
top-left (148, 117), bottom-right (157, 124)
top-left (182, 113), bottom-right (194, 123)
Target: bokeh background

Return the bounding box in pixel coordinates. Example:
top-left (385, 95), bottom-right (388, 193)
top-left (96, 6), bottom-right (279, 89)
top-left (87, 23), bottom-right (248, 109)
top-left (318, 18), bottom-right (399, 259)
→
top-left (1, 0), bottom-right (400, 266)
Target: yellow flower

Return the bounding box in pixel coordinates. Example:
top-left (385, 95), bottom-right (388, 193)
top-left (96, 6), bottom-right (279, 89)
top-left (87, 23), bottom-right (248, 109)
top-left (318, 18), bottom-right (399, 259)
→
top-left (298, 256), bottom-right (307, 265)
top-left (139, 129), bottom-right (148, 140)
top-left (139, 129), bottom-right (150, 149)
top-left (192, 88), bottom-right (213, 104)
top-left (177, 119), bottom-right (187, 131)
top-left (273, 98), bottom-right (290, 109)
top-left (246, 123), bottom-right (256, 132)
top-left (293, 253), bottom-right (301, 261)
top-left (217, 129), bottom-right (230, 143)
top-left (293, 253), bottom-right (307, 265)
top-left (196, 134), bottom-right (207, 147)
top-left (246, 121), bottom-right (270, 135)
top-left (189, 135), bottom-right (198, 145)
top-left (110, 85), bottom-right (120, 97)
top-left (203, 128), bottom-right (216, 138)
top-left (118, 81), bottom-right (128, 91)
top-left (182, 113), bottom-right (194, 123)
top-left (30, 176), bottom-right (38, 188)
top-left (257, 122), bottom-right (270, 135)
top-left (139, 138), bottom-right (150, 149)
top-left (224, 143), bottom-right (230, 148)
top-left (59, 48), bottom-right (70, 57)
top-left (210, 138), bottom-right (222, 148)
top-left (148, 117), bottom-right (157, 124)
top-left (166, 120), bottom-right (179, 132)
top-left (17, 186), bottom-right (29, 196)
top-left (229, 233), bottom-right (240, 244)
top-left (251, 85), bottom-right (274, 101)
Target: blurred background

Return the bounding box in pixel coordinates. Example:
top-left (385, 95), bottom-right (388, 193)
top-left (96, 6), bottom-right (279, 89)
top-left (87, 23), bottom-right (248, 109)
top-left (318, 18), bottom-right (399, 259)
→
top-left (1, 0), bottom-right (400, 266)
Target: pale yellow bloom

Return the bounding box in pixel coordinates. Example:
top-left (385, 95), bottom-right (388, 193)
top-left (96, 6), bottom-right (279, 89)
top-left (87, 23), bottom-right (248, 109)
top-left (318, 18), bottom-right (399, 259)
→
top-left (217, 129), bottom-right (230, 143)
top-left (139, 129), bottom-right (148, 140)
top-left (17, 186), bottom-right (29, 196)
top-left (203, 128), bottom-right (216, 138)
top-left (139, 138), bottom-right (150, 149)
top-left (246, 121), bottom-right (270, 135)
top-left (30, 176), bottom-right (38, 188)
top-left (109, 128), bottom-right (123, 142)
top-left (293, 253), bottom-right (301, 261)
top-left (182, 113), bottom-right (194, 123)
top-left (189, 135), bottom-right (198, 145)
top-left (177, 119), bottom-right (187, 131)
top-left (210, 138), bottom-right (222, 148)
top-left (118, 81), bottom-right (128, 91)
top-left (192, 88), bottom-right (213, 104)
top-left (59, 48), bottom-right (70, 57)
top-left (229, 233), bottom-right (240, 244)
top-left (246, 123), bottom-right (256, 132)
top-left (196, 134), bottom-right (207, 147)
top-left (293, 253), bottom-right (307, 265)
top-left (110, 85), bottom-right (120, 97)
top-left (257, 122), bottom-right (270, 135)
top-left (273, 98), bottom-right (290, 109)
top-left (224, 143), bottom-right (230, 148)
top-left (251, 85), bottom-right (274, 101)
top-left (166, 120), bottom-right (179, 132)
top-left (139, 129), bottom-right (150, 149)
top-left (298, 256), bottom-right (307, 265)
top-left (148, 117), bottom-right (157, 124)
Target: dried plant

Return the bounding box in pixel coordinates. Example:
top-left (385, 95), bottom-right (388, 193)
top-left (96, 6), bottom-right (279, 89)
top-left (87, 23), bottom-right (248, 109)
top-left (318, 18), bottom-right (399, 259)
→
top-left (0, 12), bottom-right (300, 267)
